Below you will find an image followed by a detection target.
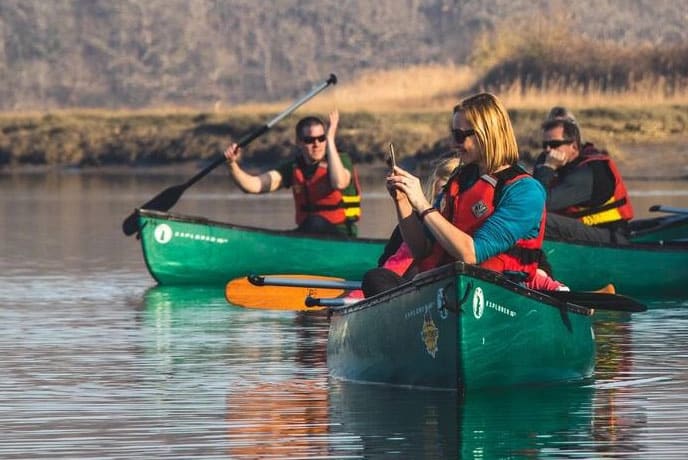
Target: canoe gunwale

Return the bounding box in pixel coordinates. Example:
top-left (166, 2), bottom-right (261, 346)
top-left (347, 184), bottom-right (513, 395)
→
top-left (328, 262), bottom-right (593, 317)
top-left (630, 213), bottom-right (688, 238)
top-left (545, 234), bottom-right (688, 251)
top-left (138, 208), bottom-right (385, 244)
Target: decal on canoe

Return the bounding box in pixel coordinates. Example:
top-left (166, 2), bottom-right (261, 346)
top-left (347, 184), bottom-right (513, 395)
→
top-left (154, 224), bottom-right (173, 244)
top-left (404, 301), bottom-right (435, 320)
top-left (421, 311), bottom-right (439, 358)
top-left (472, 286), bottom-right (517, 319)
top-left (436, 287), bottom-right (448, 320)
top-left (153, 223), bottom-right (229, 245)
top-left (472, 287), bottom-right (485, 319)
top-left (404, 287), bottom-right (452, 321)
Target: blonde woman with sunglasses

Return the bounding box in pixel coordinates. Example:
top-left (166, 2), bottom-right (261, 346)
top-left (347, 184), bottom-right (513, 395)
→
top-left (362, 93), bottom-right (551, 296)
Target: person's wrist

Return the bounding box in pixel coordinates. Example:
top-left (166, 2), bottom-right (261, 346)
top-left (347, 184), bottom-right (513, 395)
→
top-left (419, 206), bottom-right (438, 221)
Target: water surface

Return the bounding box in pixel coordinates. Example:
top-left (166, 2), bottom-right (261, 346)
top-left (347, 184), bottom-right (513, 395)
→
top-left (1, 171), bottom-right (687, 458)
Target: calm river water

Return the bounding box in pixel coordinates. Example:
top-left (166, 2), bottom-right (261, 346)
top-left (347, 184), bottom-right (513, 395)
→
top-left (1, 169), bottom-right (688, 459)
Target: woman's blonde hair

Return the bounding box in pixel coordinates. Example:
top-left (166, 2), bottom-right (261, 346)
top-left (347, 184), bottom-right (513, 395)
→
top-left (453, 92), bottom-right (519, 174)
top-left (424, 156), bottom-right (461, 200)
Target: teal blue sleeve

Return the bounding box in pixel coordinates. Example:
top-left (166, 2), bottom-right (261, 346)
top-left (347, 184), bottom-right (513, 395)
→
top-left (473, 177), bottom-right (546, 263)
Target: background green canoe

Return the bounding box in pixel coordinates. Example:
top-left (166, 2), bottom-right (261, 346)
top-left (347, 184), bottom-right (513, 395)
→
top-left (543, 239), bottom-right (688, 299)
top-left (327, 263), bottom-right (595, 390)
top-left (137, 209), bottom-right (384, 286)
top-left (137, 210), bottom-right (688, 301)
top-left (629, 213), bottom-right (688, 243)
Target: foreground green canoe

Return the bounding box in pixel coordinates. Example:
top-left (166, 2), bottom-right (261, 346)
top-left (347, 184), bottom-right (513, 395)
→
top-left (137, 209), bottom-right (384, 285)
top-left (327, 262), bottom-right (596, 390)
top-left (543, 238), bottom-right (688, 299)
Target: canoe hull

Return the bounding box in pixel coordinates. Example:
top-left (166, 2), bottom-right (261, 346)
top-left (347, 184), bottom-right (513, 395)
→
top-left (327, 263), bottom-right (595, 390)
top-left (136, 210), bottom-right (688, 301)
top-left (137, 209), bottom-right (385, 285)
top-left (543, 238), bottom-right (688, 299)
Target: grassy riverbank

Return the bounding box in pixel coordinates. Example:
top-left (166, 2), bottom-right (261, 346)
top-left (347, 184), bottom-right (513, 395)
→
top-left (2, 63), bottom-right (688, 179)
top-left (2, 103), bottom-right (687, 178)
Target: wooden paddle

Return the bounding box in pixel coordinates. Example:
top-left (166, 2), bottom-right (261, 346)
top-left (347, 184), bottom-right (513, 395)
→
top-left (649, 205), bottom-right (688, 215)
top-left (238, 274), bottom-right (646, 313)
top-left (225, 274), bottom-right (354, 311)
top-left (121, 73), bottom-right (338, 236)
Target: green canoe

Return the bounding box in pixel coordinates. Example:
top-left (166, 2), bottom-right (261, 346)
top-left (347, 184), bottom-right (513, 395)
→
top-left (137, 210), bottom-right (688, 300)
top-left (137, 209), bottom-right (384, 285)
top-left (543, 238), bottom-right (688, 299)
top-left (629, 213), bottom-right (688, 243)
top-left (327, 262), bottom-right (596, 390)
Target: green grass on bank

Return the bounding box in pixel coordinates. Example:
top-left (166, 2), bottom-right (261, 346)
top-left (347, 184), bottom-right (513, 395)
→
top-left (1, 104), bottom-right (687, 171)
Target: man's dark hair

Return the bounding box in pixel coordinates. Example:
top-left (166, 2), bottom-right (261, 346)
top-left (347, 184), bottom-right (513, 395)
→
top-left (542, 118), bottom-right (581, 149)
top-left (295, 116), bottom-right (325, 140)
top-left (546, 106), bottom-right (577, 124)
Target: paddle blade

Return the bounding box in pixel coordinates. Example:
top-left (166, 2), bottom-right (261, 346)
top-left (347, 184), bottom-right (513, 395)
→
top-left (121, 184), bottom-right (187, 235)
top-left (544, 290), bottom-right (646, 313)
top-left (226, 274), bottom-right (352, 311)
top-left (594, 284), bottom-right (616, 294)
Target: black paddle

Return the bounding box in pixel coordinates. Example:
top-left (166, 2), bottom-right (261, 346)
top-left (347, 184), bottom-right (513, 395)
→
top-left (305, 291), bottom-right (646, 313)
top-left (649, 204), bottom-right (688, 215)
top-left (121, 73), bottom-right (338, 236)
top-left (539, 290), bottom-right (646, 313)
top-left (248, 274), bottom-right (647, 313)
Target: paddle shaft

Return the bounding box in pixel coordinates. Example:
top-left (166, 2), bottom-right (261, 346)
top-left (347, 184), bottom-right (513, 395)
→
top-left (184, 74), bottom-right (337, 190)
top-left (649, 205), bottom-right (688, 215)
top-left (305, 296), bottom-right (357, 308)
top-left (122, 73), bottom-right (337, 236)
top-left (227, 274), bottom-right (351, 311)
top-left (248, 274), bottom-right (361, 290)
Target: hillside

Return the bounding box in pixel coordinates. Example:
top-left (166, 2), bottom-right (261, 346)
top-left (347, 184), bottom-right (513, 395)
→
top-left (1, 0), bottom-right (687, 111)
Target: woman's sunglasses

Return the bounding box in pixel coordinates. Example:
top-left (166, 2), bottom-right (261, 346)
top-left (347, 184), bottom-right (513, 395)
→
top-left (451, 128), bottom-right (475, 144)
top-left (302, 134), bottom-right (327, 144)
top-left (542, 139), bottom-right (573, 149)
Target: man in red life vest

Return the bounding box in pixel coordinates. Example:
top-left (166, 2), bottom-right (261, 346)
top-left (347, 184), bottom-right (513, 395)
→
top-left (533, 109), bottom-right (634, 244)
top-left (224, 109), bottom-right (361, 237)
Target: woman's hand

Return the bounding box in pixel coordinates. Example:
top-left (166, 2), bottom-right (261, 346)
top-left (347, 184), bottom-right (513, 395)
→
top-left (387, 166), bottom-right (430, 211)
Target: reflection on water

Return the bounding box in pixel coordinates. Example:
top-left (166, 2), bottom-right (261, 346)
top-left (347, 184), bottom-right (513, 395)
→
top-left (1, 172), bottom-right (688, 458)
top-left (328, 382), bottom-right (600, 459)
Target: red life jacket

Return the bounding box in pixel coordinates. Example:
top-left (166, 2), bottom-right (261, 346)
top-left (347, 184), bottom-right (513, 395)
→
top-left (560, 145), bottom-right (634, 225)
top-left (417, 165), bottom-right (545, 282)
top-left (292, 160), bottom-right (362, 226)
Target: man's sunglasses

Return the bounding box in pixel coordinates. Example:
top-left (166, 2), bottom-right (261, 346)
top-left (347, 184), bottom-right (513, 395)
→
top-left (542, 139), bottom-right (573, 149)
top-left (452, 128), bottom-right (475, 144)
top-left (302, 134), bottom-right (327, 144)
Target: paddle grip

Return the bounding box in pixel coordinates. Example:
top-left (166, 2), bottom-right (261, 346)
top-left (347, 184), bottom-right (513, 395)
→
top-left (248, 274), bottom-right (266, 286)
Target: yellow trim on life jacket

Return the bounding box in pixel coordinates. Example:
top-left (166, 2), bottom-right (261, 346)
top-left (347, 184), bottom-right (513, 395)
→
top-left (341, 194), bottom-right (361, 220)
top-left (580, 196), bottom-right (625, 226)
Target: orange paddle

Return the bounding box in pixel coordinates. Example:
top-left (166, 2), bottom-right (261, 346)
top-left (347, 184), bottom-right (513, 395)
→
top-left (225, 274), bottom-right (353, 311)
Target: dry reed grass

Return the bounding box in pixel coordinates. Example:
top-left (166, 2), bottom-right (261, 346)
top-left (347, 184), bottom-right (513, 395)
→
top-left (227, 67), bottom-right (688, 116)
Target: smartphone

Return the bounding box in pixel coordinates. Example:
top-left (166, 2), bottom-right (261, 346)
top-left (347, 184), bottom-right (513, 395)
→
top-left (387, 143), bottom-right (397, 172)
